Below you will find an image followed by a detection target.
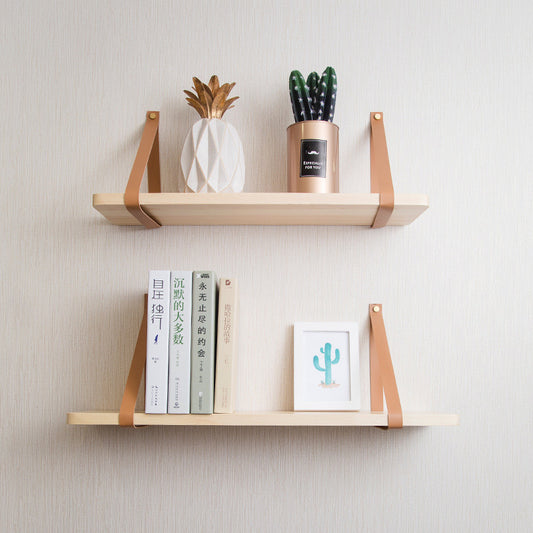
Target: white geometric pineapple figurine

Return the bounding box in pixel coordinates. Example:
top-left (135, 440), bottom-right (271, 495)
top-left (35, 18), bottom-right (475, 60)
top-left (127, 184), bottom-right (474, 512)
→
top-left (180, 76), bottom-right (245, 193)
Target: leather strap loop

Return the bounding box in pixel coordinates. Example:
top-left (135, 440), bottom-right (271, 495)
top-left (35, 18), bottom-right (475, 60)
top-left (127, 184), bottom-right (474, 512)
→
top-left (369, 304), bottom-right (403, 428)
top-left (124, 111), bottom-right (162, 229)
top-left (119, 295), bottom-right (148, 427)
top-left (370, 112), bottom-right (395, 228)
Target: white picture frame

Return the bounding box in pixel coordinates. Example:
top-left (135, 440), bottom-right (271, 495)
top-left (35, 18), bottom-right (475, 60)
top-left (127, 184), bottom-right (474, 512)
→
top-left (294, 322), bottom-right (360, 411)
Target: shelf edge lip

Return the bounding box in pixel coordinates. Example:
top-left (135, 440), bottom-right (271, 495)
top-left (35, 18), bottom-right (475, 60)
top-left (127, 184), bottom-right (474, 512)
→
top-left (67, 411), bottom-right (458, 427)
top-left (92, 192), bottom-right (429, 207)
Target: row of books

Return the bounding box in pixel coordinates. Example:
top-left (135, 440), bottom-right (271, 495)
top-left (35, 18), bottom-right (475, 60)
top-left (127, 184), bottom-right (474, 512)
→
top-left (145, 270), bottom-right (238, 414)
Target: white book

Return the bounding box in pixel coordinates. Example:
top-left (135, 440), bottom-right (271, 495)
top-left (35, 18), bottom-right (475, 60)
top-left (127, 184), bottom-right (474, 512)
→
top-left (145, 270), bottom-right (170, 414)
top-left (167, 271), bottom-right (192, 413)
top-left (214, 279), bottom-right (238, 413)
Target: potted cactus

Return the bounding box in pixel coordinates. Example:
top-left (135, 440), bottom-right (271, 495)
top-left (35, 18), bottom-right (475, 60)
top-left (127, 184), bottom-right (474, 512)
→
top-left (180, 76), bottom-right (245, 193)
top-left (287, 67), bottom-right (339, 193)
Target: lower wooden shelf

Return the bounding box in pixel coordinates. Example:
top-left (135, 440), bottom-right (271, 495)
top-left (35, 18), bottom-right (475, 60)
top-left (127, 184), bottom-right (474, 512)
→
top-left (67, 411), bottom-right (459, 427)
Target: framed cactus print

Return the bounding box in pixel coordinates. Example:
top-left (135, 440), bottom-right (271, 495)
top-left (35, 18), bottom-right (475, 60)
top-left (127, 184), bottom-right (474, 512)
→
top-left (293, 322), bottom-right (360, 411)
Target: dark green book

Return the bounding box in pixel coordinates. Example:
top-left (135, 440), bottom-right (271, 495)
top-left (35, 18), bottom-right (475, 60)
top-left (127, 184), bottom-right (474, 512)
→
top-left (190, 271), bottom-right (217, 414)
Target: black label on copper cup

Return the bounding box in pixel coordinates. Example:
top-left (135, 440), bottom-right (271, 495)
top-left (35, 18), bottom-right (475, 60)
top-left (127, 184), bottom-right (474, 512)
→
top-left (300, 139), bottom-right (327, 178)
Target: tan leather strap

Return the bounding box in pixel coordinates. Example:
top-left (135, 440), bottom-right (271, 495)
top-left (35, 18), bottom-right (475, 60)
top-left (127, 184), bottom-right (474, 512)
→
top-left (119, 295), bottom-right (148, 427)
top-left (369, 304), bottom-right (403, 428)
top-left (370, 112), bottom-right (395, 228)
top-left (124, 111), bottom-right (162, 229)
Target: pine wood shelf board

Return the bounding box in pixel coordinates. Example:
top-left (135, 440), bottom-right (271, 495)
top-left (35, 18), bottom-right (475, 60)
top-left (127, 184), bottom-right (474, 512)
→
top-left (67, 411), bottom-right (458, 427)
top-left (92, 193), bottom-right (429, 226)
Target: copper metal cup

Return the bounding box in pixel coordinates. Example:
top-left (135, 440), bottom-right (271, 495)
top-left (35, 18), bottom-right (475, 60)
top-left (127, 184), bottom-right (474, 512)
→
top-left (287, 121), bottom-right (339, 193)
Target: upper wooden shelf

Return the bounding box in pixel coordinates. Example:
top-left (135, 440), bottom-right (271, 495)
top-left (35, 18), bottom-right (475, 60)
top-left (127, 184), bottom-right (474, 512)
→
top-left (67, 410), bottom-right (458, 427)
top-left (92, 192), bottom-right (429, 227)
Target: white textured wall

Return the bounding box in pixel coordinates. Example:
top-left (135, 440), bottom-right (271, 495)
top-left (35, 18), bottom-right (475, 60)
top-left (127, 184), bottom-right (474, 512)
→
top-left (2, 1), bottom-right (532, 531)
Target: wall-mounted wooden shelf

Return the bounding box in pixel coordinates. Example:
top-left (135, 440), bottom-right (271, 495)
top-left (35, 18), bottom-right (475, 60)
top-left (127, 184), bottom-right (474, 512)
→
top-left (73, 113), bottom-right (454, 431)
top-left (92, 192), bottom-right (429, 227)
top-left (67, 411), bottom-right (458, 427)
top-left (67, 303), bottom-right (458, 430)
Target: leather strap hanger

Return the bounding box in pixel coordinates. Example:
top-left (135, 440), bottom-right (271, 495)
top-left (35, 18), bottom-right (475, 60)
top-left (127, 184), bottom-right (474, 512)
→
top-left (124, 111), bottom-right (162, 229)
top-left (369, 304), bottom-right (403, 428)
top-left (370, 112), bottom-right (395, 228)
top-left (119, 295), bottom-right (148, 427)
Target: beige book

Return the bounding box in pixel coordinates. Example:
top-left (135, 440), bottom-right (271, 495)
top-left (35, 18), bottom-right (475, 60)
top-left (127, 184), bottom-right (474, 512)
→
top-left (214, 279), bottom-right (238, 413)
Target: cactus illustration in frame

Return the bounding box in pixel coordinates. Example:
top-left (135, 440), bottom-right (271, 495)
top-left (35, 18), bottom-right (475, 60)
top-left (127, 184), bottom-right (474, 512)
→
top-left (313, 342), bottom-right (340, 386)
top-left (293, 322), bottom-right (360, 411)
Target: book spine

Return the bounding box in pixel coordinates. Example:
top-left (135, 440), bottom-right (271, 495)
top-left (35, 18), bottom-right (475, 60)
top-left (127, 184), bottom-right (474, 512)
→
top-left (145, 270), bottom-right (170, 414)
top-left (214, 279), bottom-right (238, 413)
top-left (167, 271), bottom-right (192, 414)
top-left (190, 271), bottom-right (217, 414)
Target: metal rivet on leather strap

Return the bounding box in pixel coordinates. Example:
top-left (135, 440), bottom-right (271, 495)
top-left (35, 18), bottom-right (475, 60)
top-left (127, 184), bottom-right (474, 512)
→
top-left (149, 112), bottom-right (157, 119)
top-left (374, 113), bottom-right (381, 120)
top-left (373, 305), bottom-right (381, 313)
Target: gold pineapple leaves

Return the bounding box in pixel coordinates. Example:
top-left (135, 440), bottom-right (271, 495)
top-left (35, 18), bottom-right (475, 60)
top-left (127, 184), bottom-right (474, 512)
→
top-left (184, 76), bottom-right (239, 119)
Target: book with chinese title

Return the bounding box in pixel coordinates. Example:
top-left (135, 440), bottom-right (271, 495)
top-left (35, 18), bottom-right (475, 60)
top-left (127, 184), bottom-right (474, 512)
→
top-left (214, 279), bottom-right (239, 413)
top-left (145, 270), bottom-right (170, 414)
top-left (167, 271), bottom-right (192, 414)
top-left (190, 271), bottom-right (217, 414)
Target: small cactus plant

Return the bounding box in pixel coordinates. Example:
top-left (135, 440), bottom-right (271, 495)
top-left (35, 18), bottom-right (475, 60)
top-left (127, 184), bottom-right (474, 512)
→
top-left (289, 67), bottom-right (337, 123)
top-left (313, 342), bottom-right (340, 385)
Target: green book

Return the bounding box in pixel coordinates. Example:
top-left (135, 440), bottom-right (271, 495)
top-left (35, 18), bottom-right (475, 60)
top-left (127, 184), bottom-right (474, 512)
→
top-left (190, 271), bottom-right (217, 414)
